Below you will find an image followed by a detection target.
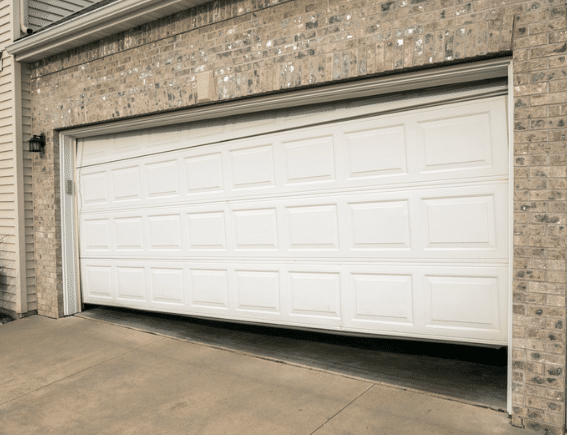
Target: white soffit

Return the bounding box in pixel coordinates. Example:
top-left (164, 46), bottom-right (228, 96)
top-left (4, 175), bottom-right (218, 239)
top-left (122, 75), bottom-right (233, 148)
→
top-left (6, 0), bottom-right (211, 62)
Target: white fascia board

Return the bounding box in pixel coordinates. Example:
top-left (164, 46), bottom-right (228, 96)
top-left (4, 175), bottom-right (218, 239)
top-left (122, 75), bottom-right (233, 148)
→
top-left (6, 0), bottom-right (205, 62)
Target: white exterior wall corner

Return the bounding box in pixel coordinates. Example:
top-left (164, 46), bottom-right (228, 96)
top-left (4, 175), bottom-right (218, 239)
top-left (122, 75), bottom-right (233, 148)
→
top-left (0, 0), bottom-right (28, 316)
top-left (0, 0), bottom-right (96, 316)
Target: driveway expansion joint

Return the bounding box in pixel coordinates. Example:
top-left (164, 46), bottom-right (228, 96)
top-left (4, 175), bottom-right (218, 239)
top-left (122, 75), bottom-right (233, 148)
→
top-left (309, 384), bottom-right (375, 435)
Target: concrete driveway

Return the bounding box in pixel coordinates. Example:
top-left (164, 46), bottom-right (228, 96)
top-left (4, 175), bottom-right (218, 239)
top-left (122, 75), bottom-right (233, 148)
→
top-left (0, 315), bottom-right (537, 435)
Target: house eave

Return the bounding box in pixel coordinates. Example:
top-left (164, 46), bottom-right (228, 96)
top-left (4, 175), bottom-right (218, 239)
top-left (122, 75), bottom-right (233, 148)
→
top-left (6, 0), bottom-right (209, 63)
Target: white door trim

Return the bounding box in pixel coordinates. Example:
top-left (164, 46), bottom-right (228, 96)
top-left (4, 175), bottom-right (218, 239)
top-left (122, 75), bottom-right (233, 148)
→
top-left (61, 134), bottom-right (81, 315)
top-left (506, 61), bottom-right (515, 415)
top-left (59, 57), bottom-right (514, 412)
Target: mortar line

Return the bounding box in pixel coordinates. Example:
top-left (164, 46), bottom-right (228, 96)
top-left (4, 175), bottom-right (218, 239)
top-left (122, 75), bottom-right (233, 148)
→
top-left (32, 0), bottom-right (295, 80)
top-left (0, 332), bottom-right (166, 408)
top-left (309, 384), bottom-right (375, 435)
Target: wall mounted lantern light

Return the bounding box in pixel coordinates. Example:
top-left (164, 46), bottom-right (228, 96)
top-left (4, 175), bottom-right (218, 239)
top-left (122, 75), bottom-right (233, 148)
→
top-left (28, 133), bottom-right (45, 153)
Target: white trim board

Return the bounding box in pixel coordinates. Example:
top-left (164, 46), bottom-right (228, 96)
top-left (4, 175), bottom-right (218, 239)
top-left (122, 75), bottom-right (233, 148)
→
top-left (506, 61), bottom-right (514, 416)
top-left (7, 0), bottom-right (214, 62)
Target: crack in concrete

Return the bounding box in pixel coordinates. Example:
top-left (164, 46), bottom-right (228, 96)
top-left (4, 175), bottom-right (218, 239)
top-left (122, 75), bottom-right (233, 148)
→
top-left (309, 384), bottom-right (375, 435)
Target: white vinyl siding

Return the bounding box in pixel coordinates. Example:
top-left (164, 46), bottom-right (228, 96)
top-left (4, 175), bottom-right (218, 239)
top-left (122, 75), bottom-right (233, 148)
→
top-left (0, 8), bottom-right (17, 311)
top-left (21, 62), bottom-right (34, 311)
top-left (28, 0), bottom-right (98, 30)
top-left (0, 0), bottom-right (37, 314)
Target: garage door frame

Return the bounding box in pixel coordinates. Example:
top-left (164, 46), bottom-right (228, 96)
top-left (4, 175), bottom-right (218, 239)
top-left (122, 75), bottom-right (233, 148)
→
top-left (59, 57), bottom-right (514, 412)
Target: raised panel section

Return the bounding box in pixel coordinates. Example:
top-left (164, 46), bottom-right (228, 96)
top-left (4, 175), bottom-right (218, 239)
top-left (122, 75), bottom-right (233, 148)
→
top-left (81, 171), bottom-right (108, 204)
top-left (284, 136), bottom-right (335, 184)
top-left (423, 195), bottom-right (496, 249)
top-left (236, 271), bottom-right (279, 313)
top-left (146, 160), bottom-right (179, 197)
top-left (82, 219), bottom-right (110, 251)
top-left (190, 269), bottom-right (229, 308)
top-left (230, 145), bottom-right (274, 189)
top-left (287, 205), bottom-right (338, 250)
top-left (77, 96), bottom-right (508, 345)
top-left (112, 166), bottom-right (141, 201)
top-left (149, 215), bottom-right (182, 250)
top-left (419, 113), bottom-right (492, 172)
top-left (351, 274), bottom-right (412, 324)
top-left (117, 267), bottom-right (146, 301)
top-left (151, 268), bottom-right (184, 304)
top-left (84, 266), bottom-right (112, 298)
top-left (233, 208), bottom-right (278, 250)
top-left (425, 275), bottom-right (499, 330)
top-left (349, 201), bottom-right (410, 249)
top-left (185, 153), bottom-right (223, 193)
top-left (187, 212), bottom-right (226, 250)
top-left (345, 126), bottom-right (406, 178)
top-left (115, 217), bottom-right (144, 250)
top-left (290, 272), bottom-right (340, 318)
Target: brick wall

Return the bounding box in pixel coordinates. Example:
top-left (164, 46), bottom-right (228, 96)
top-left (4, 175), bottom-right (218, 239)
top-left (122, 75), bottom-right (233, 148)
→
top-left (511, 7), bottom-right (567, 433)
top-left (28, 0), bottom-right (566, 432)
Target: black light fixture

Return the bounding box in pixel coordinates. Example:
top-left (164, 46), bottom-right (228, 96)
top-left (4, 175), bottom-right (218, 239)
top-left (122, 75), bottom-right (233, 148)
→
top-left (28, 133), bottom-right (46, 153)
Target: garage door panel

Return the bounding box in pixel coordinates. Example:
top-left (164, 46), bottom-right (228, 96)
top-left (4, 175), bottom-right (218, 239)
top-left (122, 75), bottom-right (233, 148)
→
top-left (420, 184), bottom-right (507, 254)
top-left (150, 267), bottom-right (185, 305)
top-left (77, 99), bottom-right (508, 215)
top-left (114, 216), bottom-right (144, 251)
top-left (422, 267), bottom-right (507, 343)
top-left (286, 204), bottom-right (340, 251)
top-left (82, 263), bottom-right (113, 300)
top-left (78, 96), bottom-right (509, 344)
top-left (80, 170), bottom-right (109, 205)
top-left (343, 265), bottom-right (507, 344)
top-left (116, 266), bottom-right (146, 301)
top-left (80, 259), bottom-right (508, 344)
top-left (80, 184), bottom-right (507, 260)
top-left (344, 124), bottom-right (407, 179)
top-left (185, 151), bottom-right (224, 194)
top-left (233, 208), bottom-right (278, 250)
top-left (81, 217), bottom-right (111, 251)
top-left (235, 270), bottom-right (281, 314)
top-left (422, 195), bottom-right (496, 249)
top-left (282, 135), bottom-right (337, 185)
top-left (187, 211), bottom-right (228, 250)
top-left (289, 271), bottom-right (341, 319)
top-left (348, 200), bottom-right (411, 250)
top-left (417, 112), bottom-right (493, 173)
top-left (148, 214), bottom-right (183, 251)
top-left (189, 268), bottom-right (230, 309)
top-left (349, 272), bottom-right (414, 325)
top-left (229, 143), bottom-right (276, 190)
top-left (146, 159), bottom-right (181, 198)
top-left (111, 166), bottom-right (142, 202)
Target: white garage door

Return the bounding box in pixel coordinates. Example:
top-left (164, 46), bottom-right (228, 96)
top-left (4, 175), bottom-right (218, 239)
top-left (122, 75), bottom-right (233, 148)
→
top-left (77, 95), bottom-right (509, 345)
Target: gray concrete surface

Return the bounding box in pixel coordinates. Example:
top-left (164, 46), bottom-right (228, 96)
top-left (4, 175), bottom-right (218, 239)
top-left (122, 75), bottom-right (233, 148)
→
top-left (0, 315), bottom-right (537, 435)
top-left (80, 306), bottom-right (508, 410)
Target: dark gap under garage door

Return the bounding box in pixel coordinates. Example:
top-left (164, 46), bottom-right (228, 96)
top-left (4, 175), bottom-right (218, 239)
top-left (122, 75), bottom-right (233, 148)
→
top-left (79, 305), bottom-right (507, 411)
